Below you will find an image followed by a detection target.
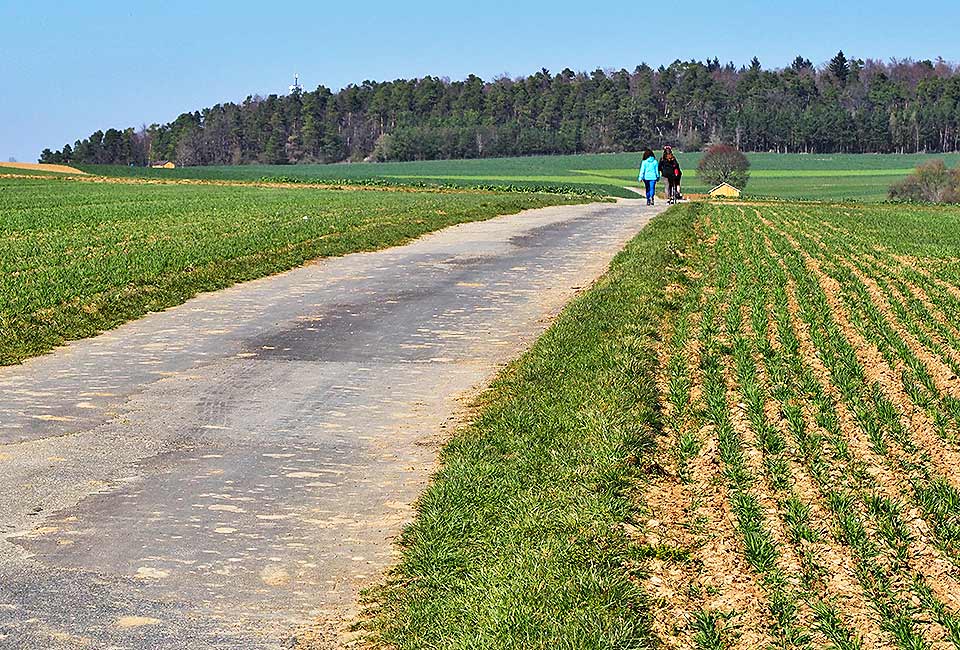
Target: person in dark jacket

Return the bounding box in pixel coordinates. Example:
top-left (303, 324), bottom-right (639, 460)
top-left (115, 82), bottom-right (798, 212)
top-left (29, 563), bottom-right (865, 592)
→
top-left (659, 146), bottom-right (682, 204)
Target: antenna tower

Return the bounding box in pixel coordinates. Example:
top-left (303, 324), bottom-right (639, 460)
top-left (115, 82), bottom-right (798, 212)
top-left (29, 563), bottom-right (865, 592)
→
top-left (289, 73), bottom-right (302, 94)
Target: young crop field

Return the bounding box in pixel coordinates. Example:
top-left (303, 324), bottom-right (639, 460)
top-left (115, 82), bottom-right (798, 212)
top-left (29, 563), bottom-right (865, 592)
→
top-left (372, 199), bottom-right (960, 649)
top-left (645, 200), bottom-right (960, 648)
top-left (0, 176), bottom-right (584, 365)
top-left (78, 152), bottom-right (960, 202)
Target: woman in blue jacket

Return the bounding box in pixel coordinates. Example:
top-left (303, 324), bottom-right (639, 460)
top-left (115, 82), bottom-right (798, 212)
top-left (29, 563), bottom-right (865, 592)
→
top-left (638, 149), bottom-right (660, 206)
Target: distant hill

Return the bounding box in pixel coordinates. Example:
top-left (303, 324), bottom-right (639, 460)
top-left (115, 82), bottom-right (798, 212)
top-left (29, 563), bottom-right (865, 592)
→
top-left (40, 53), bottom-right (960, 166)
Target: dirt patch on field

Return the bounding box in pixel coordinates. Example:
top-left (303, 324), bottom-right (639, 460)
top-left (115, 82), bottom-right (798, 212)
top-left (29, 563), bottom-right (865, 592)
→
top-left (0, 162), bottom-right (87, 175)
top-left (782, 225), bottom-right (960, 491)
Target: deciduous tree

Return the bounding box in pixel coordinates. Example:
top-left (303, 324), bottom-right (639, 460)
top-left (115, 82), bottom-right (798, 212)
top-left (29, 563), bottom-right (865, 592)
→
top-left (697, 144), bottom-right (751, 189)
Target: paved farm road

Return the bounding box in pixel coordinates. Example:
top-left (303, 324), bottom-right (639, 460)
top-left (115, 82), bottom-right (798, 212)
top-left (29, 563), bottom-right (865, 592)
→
top-left (0, 198), bottom-right (663, 649)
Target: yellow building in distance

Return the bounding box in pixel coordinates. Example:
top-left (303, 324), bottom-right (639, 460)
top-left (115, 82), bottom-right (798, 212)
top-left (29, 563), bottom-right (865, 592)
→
top-left (150, 161), bottom-right (176, 169)
top-left (708, 182), bottom-right (742, 198)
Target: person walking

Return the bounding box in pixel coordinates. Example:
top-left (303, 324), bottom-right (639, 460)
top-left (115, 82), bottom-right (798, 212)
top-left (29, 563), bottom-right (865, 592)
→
top-left (659, 146), bottom-right (682, 204)
top-left (638, 149), bottom-right (660, 206)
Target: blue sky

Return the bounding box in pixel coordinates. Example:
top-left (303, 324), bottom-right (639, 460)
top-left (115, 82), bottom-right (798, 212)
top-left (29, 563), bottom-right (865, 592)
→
top-left (3, 0), bottom-right (960, 162)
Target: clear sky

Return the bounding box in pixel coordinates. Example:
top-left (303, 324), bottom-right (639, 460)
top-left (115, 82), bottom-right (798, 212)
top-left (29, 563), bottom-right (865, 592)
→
top-left (3, 0), bottom-right (960, 162)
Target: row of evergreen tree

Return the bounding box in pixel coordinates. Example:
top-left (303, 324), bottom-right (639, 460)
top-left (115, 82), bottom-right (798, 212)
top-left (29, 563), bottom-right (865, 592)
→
top-left (39, 52), bottom-right (960, 166)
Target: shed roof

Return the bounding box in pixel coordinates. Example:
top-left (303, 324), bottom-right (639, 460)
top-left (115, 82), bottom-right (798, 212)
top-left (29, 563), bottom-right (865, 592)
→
top-left (709, 182), bottom-right (741, 193)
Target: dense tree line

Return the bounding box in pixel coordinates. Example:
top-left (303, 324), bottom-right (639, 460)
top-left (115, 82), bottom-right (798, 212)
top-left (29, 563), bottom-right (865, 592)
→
top-left (40, 53), bottom-right (960, 166)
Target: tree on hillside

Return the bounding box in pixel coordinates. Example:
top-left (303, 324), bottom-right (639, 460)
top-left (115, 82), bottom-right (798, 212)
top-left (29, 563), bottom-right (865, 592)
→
top-left (263, 109), bottom-right (289, 164)
top-left (174, 127), bottom-right (203, 166)
top-left (102, 129), bottom-right (123, 164)
top-left (697, 144), bottom-right (751, 189)
top-left (791, 56), bottom-right (813, 71)
top-left (829, 51), bottom-right (850, 85)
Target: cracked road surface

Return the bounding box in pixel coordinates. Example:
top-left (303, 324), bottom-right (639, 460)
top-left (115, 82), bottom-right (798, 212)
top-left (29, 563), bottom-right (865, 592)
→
top-left (0, 199), bottom-right (662, 649)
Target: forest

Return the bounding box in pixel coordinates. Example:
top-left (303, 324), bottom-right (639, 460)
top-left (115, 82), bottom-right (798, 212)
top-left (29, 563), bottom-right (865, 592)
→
top-left (39, 52), bottom-right (960, 166)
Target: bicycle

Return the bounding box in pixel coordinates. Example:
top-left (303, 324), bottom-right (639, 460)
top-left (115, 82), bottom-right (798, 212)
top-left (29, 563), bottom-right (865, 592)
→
top-left (667, 181), bottom-right (683, 204)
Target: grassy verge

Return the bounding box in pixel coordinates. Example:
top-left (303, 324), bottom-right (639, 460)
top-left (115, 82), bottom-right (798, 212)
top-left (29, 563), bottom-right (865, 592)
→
top-left (366, 204), bottom-right (698, 648)
top-left (0, 176), bottom-right (586, 365)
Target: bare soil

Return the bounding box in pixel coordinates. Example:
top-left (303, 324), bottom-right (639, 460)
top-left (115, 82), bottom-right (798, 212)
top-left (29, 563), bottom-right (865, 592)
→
top-left (0, 162), bottom-right (87, 174)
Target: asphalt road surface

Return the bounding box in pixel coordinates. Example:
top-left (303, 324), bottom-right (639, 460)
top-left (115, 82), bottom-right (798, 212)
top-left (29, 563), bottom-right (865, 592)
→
top-left (0, 198), bottom-right (662, 649)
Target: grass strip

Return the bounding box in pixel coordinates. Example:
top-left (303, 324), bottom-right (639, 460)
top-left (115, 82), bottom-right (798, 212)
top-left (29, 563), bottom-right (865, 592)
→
top-left (365, 204), bottom-right (699, 649)
top-left (258, 174), bottom-right (631, 199)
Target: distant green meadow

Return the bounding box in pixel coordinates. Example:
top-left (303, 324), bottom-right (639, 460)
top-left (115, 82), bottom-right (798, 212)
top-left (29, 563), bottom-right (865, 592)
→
top-left (78, 152), bottom-right (960, 202)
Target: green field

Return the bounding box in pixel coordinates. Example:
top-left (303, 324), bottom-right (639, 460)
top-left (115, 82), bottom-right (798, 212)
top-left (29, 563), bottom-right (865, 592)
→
top-left (0, 176), bottom-right (582, 365)
top-left (370, 199), bottom-right (960, 648)
top-left (78, 152), bottom-right (960, 201)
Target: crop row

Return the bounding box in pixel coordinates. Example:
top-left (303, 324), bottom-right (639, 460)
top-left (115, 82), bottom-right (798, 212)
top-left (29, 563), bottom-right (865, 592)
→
top-left (643, 201), bottom-right (960, 649)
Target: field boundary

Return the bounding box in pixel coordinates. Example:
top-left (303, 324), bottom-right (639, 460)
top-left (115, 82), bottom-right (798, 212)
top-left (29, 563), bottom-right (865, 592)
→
top-left (0, 172), bottom-right (492, 194)
top-left (364, 204), bottom-right (698, 648)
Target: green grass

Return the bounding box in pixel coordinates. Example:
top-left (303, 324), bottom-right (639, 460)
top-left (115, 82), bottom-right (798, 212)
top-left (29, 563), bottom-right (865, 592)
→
top-left (78, 152), bottom-right (960, 201)
top-left (366, 204), bottom-right (698, 649)
top-left (0, 176), bottom-right (584, 365)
